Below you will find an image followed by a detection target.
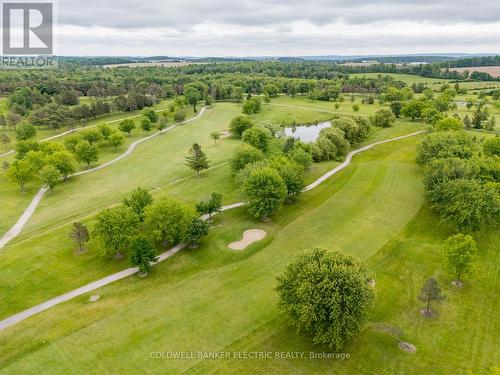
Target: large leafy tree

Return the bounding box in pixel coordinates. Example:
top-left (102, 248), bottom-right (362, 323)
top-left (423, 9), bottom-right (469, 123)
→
top-left (243, 166), bottom-right (287, 220)
top-left (93, 206), bottom-right (140, 258)
top-left (416, 131), bottom-right (477, 166)
top-left (442, 233), bottom-right (477, 286)
top-left (7, 159), bottom-right (35, 192)
top-left (39, 165), bottom-right (62, 191)
top-left (276, 248), bottom-right (374, 350)
top-left (74, 141), bottom-right (99, 167)
top-left (185, 143), bottom-right (209, 176)
top-left (122, 187), bottom-right (153, 221)
top-left (229, 115), bottom-right (255, 137)
top-left (230, 144), bottom-right (264, 173)
top-left (184, 217), bottom-right (210, 248)
top-left (130, 236), bottom-right (158, 275)
top-left (144, 198), bottom-right (192, 247)
top-left (428, 178), bottom-right (498, 232)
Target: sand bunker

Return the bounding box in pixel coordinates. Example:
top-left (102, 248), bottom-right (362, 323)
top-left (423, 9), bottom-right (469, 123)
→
top-left (228, 229), bottom-right (267, 250)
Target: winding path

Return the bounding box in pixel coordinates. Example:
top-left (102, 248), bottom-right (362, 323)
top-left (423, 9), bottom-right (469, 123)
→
top-left (0, 129), bottom-right (424, 332)
top-left (0, 107), bottom-right (208, 250)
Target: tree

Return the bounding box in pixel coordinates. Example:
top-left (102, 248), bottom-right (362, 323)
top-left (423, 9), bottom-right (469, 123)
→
top-left (416, 131), bottom-right (476, 166)
top-left (428, 178), bottom-right (498, 232)
top-left (210, 131), bottom-right (220, 145)
top-left (184, 86), bottom-right (202, 113)
top-left (158, 116), bottom-right (168, 133)
top-left (230, 115), bottom-right (255, 137)
top-left (372, 108), bottom-right (396, 128)
top-left (118, 119), bottom-right (136, 136)
top-left (352, 104), bottom-right (360, 112)
top-left (143, 198), bottom-right (192, 246)
top-left (15, 122), bottom-right (37, 141)
top-left (70, 222), bottom-right (90, 254)
top-left (483, 137), bottom-right (500, 157)
top-left (196, 192), bottom-right (222, 220)
top-left (93, 206), bottom-right (140, 258)
top-left (243, 166), bottom-right (287, 220)
top-left (39, 165), bottom-right (61, 191)
top-left (230, 144), bottom-right (264, 173)
top-left (390, 101), bottom-right (403, 118)
top-left (185, 143), bottom-right (209, 176)
top-left (268, 155), bottom-right (305, 198)
top-left (141, 117), bottom-right (152, 133)
top-left (174, 110), bottom-right (186, 123)
top-left (463, 115), bottom-right (472, 130)
top-left (81, 129), bottom-right (103, 145)
top-left (7, 159), bottom-right (35, 192)
top-left (442, 233), bottom-right (477, 286)
top-left (276, 248), bottom-right (374, 350)
top-left (130, 236), bottom-right (158, 275)
top-left (241, 127), bottom-right (271, 151)
top-left (142, 108), bottom-right (159, 123)
top-left (184, 217), bottom-right (210, 248)
top-left (0, 133), bottom-right (11, 148)
top-left (98, 124), bottom-right (112, 140)
top-left (122, 187), bottom-right (153, 221)
top-left (108, 131), bottom-right (125, 150)
top-left (48, 151), bottom-right (76, 181)
top-left (419, 278), bottom-right (445, 316)
top-left (74, 141), bottom-right (99, 167)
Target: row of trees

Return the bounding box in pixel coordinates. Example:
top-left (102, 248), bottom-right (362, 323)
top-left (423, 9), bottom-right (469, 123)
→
top-left (91, 188), bottom-right (213, 274)
top-left (417, 127), bottom-right (499, 232)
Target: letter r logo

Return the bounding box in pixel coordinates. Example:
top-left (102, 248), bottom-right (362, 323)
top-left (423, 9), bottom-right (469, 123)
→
top-left (2, 2), bottom-right (53, 54)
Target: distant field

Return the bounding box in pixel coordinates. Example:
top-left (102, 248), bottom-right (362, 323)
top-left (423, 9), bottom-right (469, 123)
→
top-left (103, 61), bottom-right (205, 68)
top-left (448, 66), bottom-right (500, 78)
top-left (349, 73), bottom-right (450, 85)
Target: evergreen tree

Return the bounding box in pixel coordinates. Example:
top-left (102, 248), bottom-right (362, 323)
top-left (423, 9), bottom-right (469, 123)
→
top-left (185, 143), bottom-right (209, 176)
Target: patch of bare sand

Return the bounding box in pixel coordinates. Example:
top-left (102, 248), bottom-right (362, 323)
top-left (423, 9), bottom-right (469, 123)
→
top-left (228, 229), bottom-right (267, 250)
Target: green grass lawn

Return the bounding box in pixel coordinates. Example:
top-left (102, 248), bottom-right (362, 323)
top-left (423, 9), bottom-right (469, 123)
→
top-left (2, 131), bottom-right (496, 374)
top-left (0, 97), bottom-right (497, 374)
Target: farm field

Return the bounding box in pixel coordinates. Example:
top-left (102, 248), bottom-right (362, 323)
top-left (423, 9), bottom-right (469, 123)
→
top-left (449, 66), bottom-right (500, 78)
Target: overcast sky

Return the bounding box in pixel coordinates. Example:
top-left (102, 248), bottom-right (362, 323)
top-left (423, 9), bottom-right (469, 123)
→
top-left (55, 0), bottom-right (500, 56)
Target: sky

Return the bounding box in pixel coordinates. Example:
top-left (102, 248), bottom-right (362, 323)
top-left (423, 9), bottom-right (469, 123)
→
top-left (54, 0), bottom-right (500, 56)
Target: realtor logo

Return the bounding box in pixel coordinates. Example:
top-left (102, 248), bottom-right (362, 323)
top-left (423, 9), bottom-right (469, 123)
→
top-left (2, 2), bottom-right (53, 54)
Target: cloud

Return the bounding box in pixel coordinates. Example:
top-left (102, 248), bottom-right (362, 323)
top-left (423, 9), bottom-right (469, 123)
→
top-left (54, 0), bottom-right (500, 55)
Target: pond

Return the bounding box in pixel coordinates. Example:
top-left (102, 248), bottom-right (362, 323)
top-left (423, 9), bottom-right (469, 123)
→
top-left (283, 121), bottom-right (331, 142)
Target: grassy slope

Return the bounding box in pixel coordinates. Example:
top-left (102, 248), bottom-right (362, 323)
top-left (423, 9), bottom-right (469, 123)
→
top-left (0, 135), bottom-right (433, 373)
top-left (1, 100), bottom-right (378, 318)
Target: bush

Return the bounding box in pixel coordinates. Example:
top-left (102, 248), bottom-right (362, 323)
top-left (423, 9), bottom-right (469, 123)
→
top-left (276, 248), bottom-right (374, 350)
top-left (372, 108), bottom-right (395, 128)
